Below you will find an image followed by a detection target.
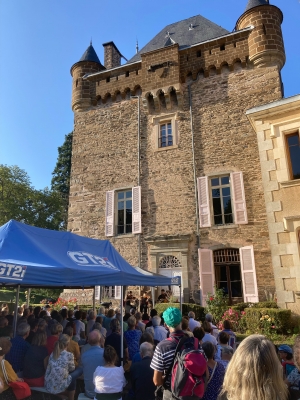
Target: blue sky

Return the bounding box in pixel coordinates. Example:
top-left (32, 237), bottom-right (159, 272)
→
top-left (0, 0), bottom-right (299, 190)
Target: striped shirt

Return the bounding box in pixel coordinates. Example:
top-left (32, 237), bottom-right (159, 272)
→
top-left (150, 330), bottom-right (185, 387)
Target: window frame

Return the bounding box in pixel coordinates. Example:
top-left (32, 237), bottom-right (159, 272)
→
top-left (209, 175), bottom-right (234, 226)
top-left (152, 113), bottom-right (179, 151)
top-left (158, 120), bottom-right (173, 148)
top-left (115, 189), bottom-right (133, 236)
top-left (285, 131), bottom-right (300, 180)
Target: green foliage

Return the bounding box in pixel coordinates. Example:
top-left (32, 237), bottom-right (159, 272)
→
top-left (51, 132), bottom-right (73, 230)
top-left (154, 303), bottom-right (205, 321)
top-left (205, 287), bottom-right (229, 323)
top-left (0, 164), bottom-right (65, 230)
top-left (244, 308), bottom-right (291, 335)
top-left (231, 301), bottom-right (278, 312)
top-left (31, 288), bottom-right (61, 300)
top-left (218, 308), bottom-right (247, 333)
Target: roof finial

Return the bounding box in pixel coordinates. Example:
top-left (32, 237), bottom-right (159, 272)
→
top-left (136, 39), bottom-right (139, 54)
top-left (90, 38), bottom-right (92, 46)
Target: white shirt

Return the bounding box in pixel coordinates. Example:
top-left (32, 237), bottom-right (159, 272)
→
top-left (153, 325), bottom-right (168, 342)
top-left (202, 333), bottom-right (218, 347)
top-left (93, 366), bottom-right (126, 400)
top-left (188, 318), bottom-right (200, 333)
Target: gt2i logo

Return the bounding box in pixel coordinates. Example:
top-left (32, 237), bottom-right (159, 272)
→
top-left (0, 263), bottom-right (27, 281)
top-left (67, 252), bottom-right (119, 271)
top-left (171, 277), bottom-right (180, 285)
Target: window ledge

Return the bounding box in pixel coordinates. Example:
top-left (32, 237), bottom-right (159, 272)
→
top-left (211, 224), bottom-right (239, 230)
top-left (113, 234), bottom-right (135, 239)
top-left (154, 145), bottom-right (179, 153)
top-left (280, 179), bottom-right (300, 188)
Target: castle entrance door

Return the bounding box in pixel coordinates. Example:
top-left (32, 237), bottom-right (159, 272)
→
top-left (158, 255), bottom-right (182, 300)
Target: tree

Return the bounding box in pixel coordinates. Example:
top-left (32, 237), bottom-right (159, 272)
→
top-left (51, 132), bottom-right (73, 230)
top-left (0, 164), bottom-right (64, 230)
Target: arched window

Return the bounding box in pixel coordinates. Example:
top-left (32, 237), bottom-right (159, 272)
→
top-left (159, 256), bottom-right (182, 269)
top-left (169, 88), bottom-right (178, 108)
top-left (147, 93), bottom-right (155, 112)
top-left (158, 90), bottom-right (166, 109)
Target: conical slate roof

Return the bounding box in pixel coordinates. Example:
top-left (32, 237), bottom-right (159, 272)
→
top-left (79, 44), bottom-right (101, 64)
top-left (245, 0), bottom-right (269, 12)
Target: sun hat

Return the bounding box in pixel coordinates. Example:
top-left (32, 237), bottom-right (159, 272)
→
top-left (278, 344), bottom-right (293, 354)
top-left (163, 307), bottom-right (182, 328)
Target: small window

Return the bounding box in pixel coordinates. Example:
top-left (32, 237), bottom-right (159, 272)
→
top-left (220, 44), bottom-right (225, 51)
top-left (117, 190), bottom-right (132, 235)
top-left (106, 77), bottom-right (110, 83)
top-left (125, 71), bottom-right (129, 77)
top-left (286, 133), bottom-right (300, 180)
top-left (196, 50), bottom-right (201, 58)
top-left (211, 176), bottom-right (233, 225)
top-left (159, 122), bottom-right (173, 148)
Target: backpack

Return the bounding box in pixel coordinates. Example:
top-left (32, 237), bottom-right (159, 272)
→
top-left (170, 336), bottom-right (207, 400)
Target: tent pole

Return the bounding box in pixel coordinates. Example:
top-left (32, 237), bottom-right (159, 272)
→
top-left (13, 285), bottom-right (20, 338)
top-left (120, 286), bottom-right (124, 367)
top-left (151, 287), bottom-right (155, 310)
top-left (93, 287), bottom-right (96, 312)
top-left (179, 285), bottom-right (182, 314)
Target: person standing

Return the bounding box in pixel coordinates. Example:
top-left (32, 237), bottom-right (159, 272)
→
top-left (188, 311), bottom-right (200, 332)
top-left (131, 342), bottom-right (156, 400)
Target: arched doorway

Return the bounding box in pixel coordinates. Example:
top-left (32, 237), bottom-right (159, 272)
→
top-left (158, 255), bottom-right (182, 299)
top-left (213, 249), bottom-right (243, 304)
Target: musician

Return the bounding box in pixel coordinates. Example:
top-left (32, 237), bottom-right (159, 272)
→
top-left (157, 289), bottom-right (168, 302)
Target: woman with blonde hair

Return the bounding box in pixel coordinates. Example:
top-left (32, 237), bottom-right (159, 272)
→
top-left (44, 334), bottom-right (82, 400)
top-left (218, 334), bottom-right (288, 400)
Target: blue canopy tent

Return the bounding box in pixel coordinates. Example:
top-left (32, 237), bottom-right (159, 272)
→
top-left (0, 220), bottom-right (181, 349)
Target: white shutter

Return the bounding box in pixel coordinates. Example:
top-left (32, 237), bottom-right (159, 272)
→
top-left (230, 172), bottom-right (248, 224)
top-left (198, 249), bottom-right (215, 306)
top-left (197, 177), bottom-right (211, 228)
top-left (240, 246), bottom-right (259, 303)
top-left (94, 286), bottom-right (100, 301)
top-left (132, 186), bottom-right (142, 234)
top-left (105, 190), bottom-right (114, 236)
top-left (114, 286), bottom-right (121, 299)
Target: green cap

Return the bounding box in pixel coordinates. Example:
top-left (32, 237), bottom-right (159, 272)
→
top-left (163, 307), bottom-right (182, 328)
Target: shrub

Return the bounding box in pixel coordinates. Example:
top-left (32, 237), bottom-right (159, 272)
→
top-left (205, 288), bottom-right (229, 323)
top-left (244, 308), bottom-right (291, 334)
top-left (253, 301), bottom-right (278, 309)
top-left (218, 308), bottom-right (247, 333)
top-left (231, 303), bottom-right (251, 312)
top-left (154, 303), bottom-right (205, 322)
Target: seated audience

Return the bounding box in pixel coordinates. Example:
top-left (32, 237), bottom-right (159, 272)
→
top-left (104, 319), bottom-right (129, 366)
top-left (26, 318), bottom-right (38, 344)
top-left (205, 313), bottom-right (219, 339)
top-left (0, 316), bottom-right (12, 338)
top-left (219, 347), bottom-right (233, 370)
top-left (46, 321), bottom-right (63, 355)
top-left (6, 322), bottom-right (30, 374)
top-left (218, 334), bottom-right (288, 400)
top-left (152, 316), bottom-right (168, 344)
top-left (116, 312), bottom-right (128, 333)
top-left (131, 342), bottom-right (156, 400)
top-left (215, 332), bottom-right (233, 361)
top-left (135, 312), bottom-right (146, 332)
top-left (202, 341), bottom-right (225, 400)
top-left (132, 332), bottom-right (154, 363)
top-left (219, 320), bottom-right (236, 349)
top-left (87, 310), bottom-right (96, 334)
top-left (182, 317), bottom-right (193, 337)
top-left (45, 334), bottom-right (82, 400)
top-left (93, 345), bottom-right (126, 400)
top-left (0, 337), bottom-right (25, 398)
top-left (102, 309), bottom-right (115, 331)
top-left (92, 322), bottom-right (107, 339)
top-left (146, 309), bottom-right (157, 328)
top-left (142, 313), bottom-right (150, 325)
top-left (81, 330), bottom-right (105, 399)
top-left (23, 331), bottom-right (48, 387)
top-left (193, 326), bottom-right (205, 344)
top-left (202, 321), bottom-right (218, 347)
top-left (64, 326), bottom-right (81, 367)
top-left (124, 316), bottom-right (142, 360)
top-left (73, 311), bottom-right (85, 341)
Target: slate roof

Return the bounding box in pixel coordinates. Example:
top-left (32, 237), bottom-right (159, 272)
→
top-left (245, 0), bottom-right (270, 12)
top-left (79, 44), bottom-right (102, 64)
top-left (128, 14), bottom-right (229, 63)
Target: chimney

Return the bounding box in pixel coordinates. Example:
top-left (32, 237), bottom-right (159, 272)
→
top-left (102, 41), bottom-right (122, 69)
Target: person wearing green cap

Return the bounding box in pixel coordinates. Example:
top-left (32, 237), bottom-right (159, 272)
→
top-left (151, 307), bottom-right (205, 400)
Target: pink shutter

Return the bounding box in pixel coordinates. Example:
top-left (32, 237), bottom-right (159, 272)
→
top-left (114, 286), bottom-right (121, 299)
top-left (105, 190), bottom-right (114, 237)
top-left (197, 177), bottom-right (211, 228)
top-left (94, 286), bottom-right (100, 301)
top-left (198, 249), bottom-right (215, 306)
top-left (240, 246), bottom-right (259, 303)
top-left (230, 172), bottom-right (248, 224)
top-left (132, 186), bottom-right (142, 234)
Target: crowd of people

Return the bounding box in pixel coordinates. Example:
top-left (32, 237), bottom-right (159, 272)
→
top-left (0, 301), bottom-right (298, 400)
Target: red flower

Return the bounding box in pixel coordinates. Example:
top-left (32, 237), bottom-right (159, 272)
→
top-left (209, 297), bottom-right (214, 301)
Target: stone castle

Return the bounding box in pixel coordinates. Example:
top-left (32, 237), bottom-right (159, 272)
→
top-left (67, 0), bottom-right (300, 311)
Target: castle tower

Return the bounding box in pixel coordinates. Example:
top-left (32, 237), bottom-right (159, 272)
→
top-left (236, 0), bottom-right (285, 69)
top-left (70, 43), bottom-right (105, 112)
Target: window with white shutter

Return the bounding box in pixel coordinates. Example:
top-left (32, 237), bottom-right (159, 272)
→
top-left (240, 246), bottom-right (259, 303)
top-left (197, 177), bottom-right (211, 228)
top-left (114, 286), bottom-right (122, 299)
top-left (117, 190), bottom-right (133, 235)
top-left (230, 172), bottom-right (248, 224)
top-left (198, 248), bottom-right (215, 306)
top-left (132, 186), bottom-right (142, 234)
top-left (105, 191), bottom-right (114, 236)
top-left (94, 286), bottom-right (100, 301)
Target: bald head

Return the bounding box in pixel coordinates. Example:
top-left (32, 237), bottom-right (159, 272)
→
top-left (88, 330), bottom-right (101, 346)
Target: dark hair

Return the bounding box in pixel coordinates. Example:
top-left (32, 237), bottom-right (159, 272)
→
top-left (81, 311), bottom-right (87, 320)
top-left (123, 313), bottom-right (131, 322)
top-left (60, 309), bottom-right (67, 319)
top-left (110, 319), bottom-right (120, 333)
top-left (150, 309), bottom-right (158, 318)
top-left (104, 345), bottom-right (117, 364)
top-left (142, 313), bottom-right (149, 320)
top-left (219, 331), bottom-right (230, 345)
top-left (139, 332), bottom-right (154, 346)
top-left (223, 320), bottom-right (231, 330)
top-left (63, 326), bottom-right (74, 337)
top-left (29, 319), bottom-right (39, 330)
top-left (286, 353), bottom-right (293, 360)
top-left (181, 317), bottom-right (189, 331)
top-left (39, 310), bottom-right (47, 318)
top-left (193, 327), bottom-right (205, 341)
top-left (32, 331), bottom-right (47, 346)
top-left (75, 311), bottom-right (82, 320)
top-left (0, 337), bottom-right (12, 356)
top-left (96, 316), bottom-right (103, 324)
top-left (27, 314), bottom-right (36, 324)
top-left (33, 306), bottom-right (41, 318)
top-left (202, 341), bottom-right (215, 359)
top-left (202, 321), bottom-right (212, 333)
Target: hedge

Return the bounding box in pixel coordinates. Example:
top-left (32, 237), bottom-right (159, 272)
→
top-left (231, 301), bottom-right (278, 312)
top-left (154, 303), bottom-right (205, 321)
top-left (244, 308), bottom-right (291, 333)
